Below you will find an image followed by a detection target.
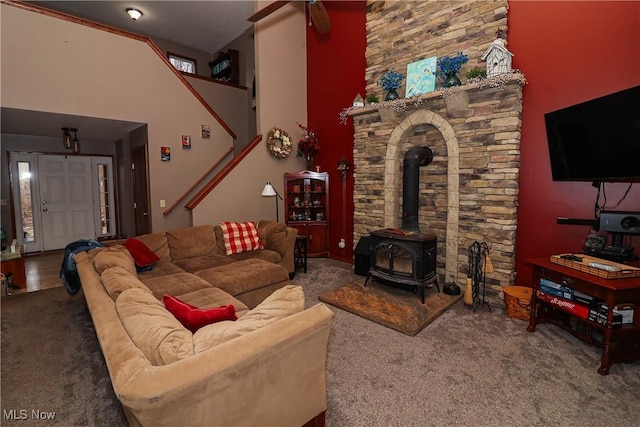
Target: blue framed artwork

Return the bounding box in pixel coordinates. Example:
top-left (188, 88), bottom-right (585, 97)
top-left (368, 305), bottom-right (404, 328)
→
top-left (405, 57), bottom-right (437, 97)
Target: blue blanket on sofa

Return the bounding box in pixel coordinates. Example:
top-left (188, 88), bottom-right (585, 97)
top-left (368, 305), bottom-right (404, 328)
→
top-left (60, 239), bottom-right (104, 295)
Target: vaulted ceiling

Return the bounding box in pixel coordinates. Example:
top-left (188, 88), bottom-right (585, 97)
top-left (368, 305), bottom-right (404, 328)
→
top-left (3, 1), bottom-right (259, 141)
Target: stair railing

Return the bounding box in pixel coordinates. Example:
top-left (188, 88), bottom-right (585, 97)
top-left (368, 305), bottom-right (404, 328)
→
top-left (185, 135), bottom-right (263, 211)
top-left (162, 146), bottom-right (234, 216)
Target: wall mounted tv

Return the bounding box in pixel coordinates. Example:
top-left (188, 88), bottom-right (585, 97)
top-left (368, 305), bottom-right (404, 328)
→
top-left (544, 85), bottom-right (639, 182)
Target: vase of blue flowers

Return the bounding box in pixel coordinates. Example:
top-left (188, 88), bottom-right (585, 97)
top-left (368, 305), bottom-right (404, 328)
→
top-left (444, 73), bottom-right (461, 87)
top-left (378, 69), bottom-right (404, 101)
top-left (437, 52), bottom-right (468, 88)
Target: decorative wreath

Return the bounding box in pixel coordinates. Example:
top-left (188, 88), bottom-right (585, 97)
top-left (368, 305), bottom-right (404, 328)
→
top-left (266, 127), bottom-right (292, 159)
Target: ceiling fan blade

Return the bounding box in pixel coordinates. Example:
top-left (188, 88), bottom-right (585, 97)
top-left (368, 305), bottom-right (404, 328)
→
top-left (248, 1), bottom-right (290, 22)
top-left (307, 0), bottom-right (331, 34)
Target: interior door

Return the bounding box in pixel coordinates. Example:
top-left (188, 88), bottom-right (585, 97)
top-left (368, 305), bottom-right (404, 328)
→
top-left (38, 155), bottom-right (96, 250)
top-left (131, 145), bottom-right (151, 235)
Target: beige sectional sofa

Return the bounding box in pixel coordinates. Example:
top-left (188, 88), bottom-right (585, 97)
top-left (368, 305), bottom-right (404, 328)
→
top-left (74, 221), bottom-right (334, 427)
top-left (126, 221), bottom-right (298, 307)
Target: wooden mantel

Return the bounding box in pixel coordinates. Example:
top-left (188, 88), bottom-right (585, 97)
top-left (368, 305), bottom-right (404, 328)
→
top-left (344, 72), bottom-right (527, 119)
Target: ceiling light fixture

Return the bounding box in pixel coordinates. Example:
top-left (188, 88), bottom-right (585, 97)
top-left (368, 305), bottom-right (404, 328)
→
top-left (71, 129), bottom-right (80, 154)
top-left (61, 127), bottom-right (73, 149)
top-left (126, 8), bottom-right (143, 21)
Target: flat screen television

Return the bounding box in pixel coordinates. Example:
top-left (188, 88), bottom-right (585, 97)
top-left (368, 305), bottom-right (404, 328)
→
top-left (544, 85), bottom-right (640, 182)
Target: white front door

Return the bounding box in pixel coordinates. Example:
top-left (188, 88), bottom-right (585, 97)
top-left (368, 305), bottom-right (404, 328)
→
top-left (38, 155), bottom-right (96, 251)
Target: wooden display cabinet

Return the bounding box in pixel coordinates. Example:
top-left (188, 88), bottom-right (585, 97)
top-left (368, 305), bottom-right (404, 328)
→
top-left (284, 171), bottom-right (329, 257)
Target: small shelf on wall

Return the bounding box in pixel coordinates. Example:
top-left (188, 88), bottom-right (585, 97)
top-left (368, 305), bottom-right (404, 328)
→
top-left (209, 49), bottom-right (239, 84)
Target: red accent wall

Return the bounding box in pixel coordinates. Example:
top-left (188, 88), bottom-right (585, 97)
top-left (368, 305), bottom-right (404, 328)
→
top-left (306, 1), bottom-right (366, 263)
top-left (509, 1), bottom-right (640, 285)
top-left (307, 1), bottom-right (640, 277)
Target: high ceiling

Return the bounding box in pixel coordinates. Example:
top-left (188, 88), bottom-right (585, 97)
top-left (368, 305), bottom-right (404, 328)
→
top-left (3, 1), bottom-right (259, 140)
top-left (27, 1), bottom-right (256, 54)
top-left (1, 108), bottom-right (145, 143)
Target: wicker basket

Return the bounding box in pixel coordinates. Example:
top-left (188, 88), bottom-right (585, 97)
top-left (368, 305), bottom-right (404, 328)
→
top-left (503, 286), bottom-right (533, 321)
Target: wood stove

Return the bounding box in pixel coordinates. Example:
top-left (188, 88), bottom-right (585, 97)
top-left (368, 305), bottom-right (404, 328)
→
top-left (366, 229), bottom-right (438, 303)
top-left (365, 146), bottom-right (439, 303)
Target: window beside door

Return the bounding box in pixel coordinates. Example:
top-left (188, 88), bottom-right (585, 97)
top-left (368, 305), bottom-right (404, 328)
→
top-left (93, 157), bottom-right (116, 238)
top-left (17, 161), bottom-right (35, 243)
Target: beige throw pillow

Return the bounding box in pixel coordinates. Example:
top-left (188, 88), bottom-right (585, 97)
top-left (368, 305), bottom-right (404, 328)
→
top-left (193, 284), bottom-right (304, 353)
top-left (116, 288), bottom-right (194, 366)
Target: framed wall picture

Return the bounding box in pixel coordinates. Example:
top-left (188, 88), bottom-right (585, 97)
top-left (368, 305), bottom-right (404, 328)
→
top-left (161, 146), bottom-right (171, 161)
top-left (405, 57), bottom-right (437, 97)
top-left (201, 125), bottom-right (210, 138)
top-left (182, 135), bottom-right (191, 149)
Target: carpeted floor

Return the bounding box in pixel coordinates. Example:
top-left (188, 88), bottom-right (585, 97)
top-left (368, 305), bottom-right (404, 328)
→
top-left (1, 286), bottom-right (127, 426)
top-left (2, 258), bottom-right (640, 427)
top-left (295, 259), bottom-right (640, 427)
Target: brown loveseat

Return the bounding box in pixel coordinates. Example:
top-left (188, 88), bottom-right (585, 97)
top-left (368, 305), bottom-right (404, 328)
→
top-left (74, 222), bottom-right (334, 427)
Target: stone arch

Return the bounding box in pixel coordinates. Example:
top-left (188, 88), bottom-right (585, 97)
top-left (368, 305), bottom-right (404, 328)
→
top-left (384, 109), bottom-right (459, 280)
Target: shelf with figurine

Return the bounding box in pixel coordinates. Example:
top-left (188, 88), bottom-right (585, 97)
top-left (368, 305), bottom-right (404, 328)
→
top-left (284, 171), bottom-right (329, 257)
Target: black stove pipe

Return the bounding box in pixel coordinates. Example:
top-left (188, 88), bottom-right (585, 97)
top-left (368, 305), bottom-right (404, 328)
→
top-left (401, 146), bottom-right (434, 231)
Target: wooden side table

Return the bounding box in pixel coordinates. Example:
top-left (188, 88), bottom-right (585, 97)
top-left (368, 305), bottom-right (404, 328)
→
top-left (526, 257), bottom-right (640, 375)
top-left (294, 235), bottom-right (309, 276)
top-left (1, 248), bottom-right (26, 289)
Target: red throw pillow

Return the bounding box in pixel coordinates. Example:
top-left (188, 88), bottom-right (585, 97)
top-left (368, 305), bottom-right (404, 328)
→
top-left (163, 294), bottom-right (237, 332)
top-left (123, 237), bottom-right (160, 268)
top-left (219, 221), bottom-right (264, 255)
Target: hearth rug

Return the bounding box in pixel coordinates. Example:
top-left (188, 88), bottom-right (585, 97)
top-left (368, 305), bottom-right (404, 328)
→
top-left (318, 279), bottom-right (463, 336)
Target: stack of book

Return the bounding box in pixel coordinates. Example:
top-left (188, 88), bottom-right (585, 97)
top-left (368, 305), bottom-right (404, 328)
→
top-left (537, 278), bottom-right (633, 327)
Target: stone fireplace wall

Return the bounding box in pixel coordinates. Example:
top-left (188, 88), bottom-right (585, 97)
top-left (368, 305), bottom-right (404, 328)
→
top-left (364, 0), bottom-right (509, 97)
top-left (352, 0), bottom-right (523, 303)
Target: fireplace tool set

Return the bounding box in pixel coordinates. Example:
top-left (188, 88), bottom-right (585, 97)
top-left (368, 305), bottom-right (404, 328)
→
top-left (465, 241), bottom-right (492, 312)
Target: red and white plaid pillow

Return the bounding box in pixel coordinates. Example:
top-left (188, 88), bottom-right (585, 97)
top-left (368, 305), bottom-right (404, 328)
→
top-left (219, 221), bottom-right (264, 255)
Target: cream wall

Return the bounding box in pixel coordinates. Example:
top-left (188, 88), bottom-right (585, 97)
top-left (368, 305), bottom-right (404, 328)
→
top-left (154, 27), bottom-right (255, 86)
top-left (191, 1), bottom-right (309, 225)
top-left (152, 36), bottom-right (215, 79)
top-left (185, 76), bottom-right (250, 152)
top-left (216, 27), bottom-right (258, 146)
top-left (217, 27), bottom-right (257, 90)
top-left (1, 4), bottom-right (234, 232)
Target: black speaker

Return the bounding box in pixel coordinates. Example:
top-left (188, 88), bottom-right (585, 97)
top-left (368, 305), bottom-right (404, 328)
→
top-left (354, 236), bottom-right (371, 276)
top-left (599, 211), bottom-right (640, 235)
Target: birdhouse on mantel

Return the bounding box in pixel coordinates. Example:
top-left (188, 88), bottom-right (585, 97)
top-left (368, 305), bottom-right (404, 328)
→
top-left (352, 93), bottom-right (365, 107)
top-left (481, 35), bottom-right (514, 78)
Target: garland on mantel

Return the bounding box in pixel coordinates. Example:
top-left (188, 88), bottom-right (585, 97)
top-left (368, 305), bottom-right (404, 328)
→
top-left (339, 70), bottom-right (527, 125)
